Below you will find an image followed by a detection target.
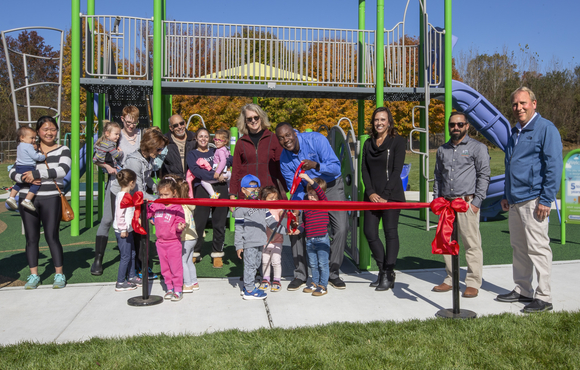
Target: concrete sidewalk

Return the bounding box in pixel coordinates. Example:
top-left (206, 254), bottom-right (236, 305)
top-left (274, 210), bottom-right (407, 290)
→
top-left (1, 261), bottom-right (579, 346)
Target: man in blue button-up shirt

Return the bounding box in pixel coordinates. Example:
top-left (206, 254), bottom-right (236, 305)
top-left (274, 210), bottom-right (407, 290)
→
top-left (497, 87), bottom-right (563, 313)
top-left (276, 122), bottom-right (348, 291)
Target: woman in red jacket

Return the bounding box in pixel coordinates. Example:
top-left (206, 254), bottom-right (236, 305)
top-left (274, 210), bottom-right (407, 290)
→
top-left (229, 104), bottom-right (287, 200)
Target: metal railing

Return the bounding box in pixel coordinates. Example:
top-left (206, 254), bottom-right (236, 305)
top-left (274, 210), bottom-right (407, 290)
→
top-left (1, 26), bottom-right (64, 129)
top-left (83, 15), bottom-right (152, 78)
top-left (163, 21), bottom-right (377, 87)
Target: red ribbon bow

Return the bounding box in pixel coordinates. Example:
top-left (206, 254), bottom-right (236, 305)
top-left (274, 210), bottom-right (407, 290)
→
top-left (430, 197), bottom-right (469, 255)
top-left (120, 191), bottom-right (147, 235)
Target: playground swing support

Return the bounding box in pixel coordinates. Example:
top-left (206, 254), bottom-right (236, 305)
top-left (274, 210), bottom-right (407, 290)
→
top-left (68, 0), bottom-right (454, 272)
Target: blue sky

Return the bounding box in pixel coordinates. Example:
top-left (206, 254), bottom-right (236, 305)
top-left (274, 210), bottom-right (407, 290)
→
top-left (1, 0), bottom-right (577, 73)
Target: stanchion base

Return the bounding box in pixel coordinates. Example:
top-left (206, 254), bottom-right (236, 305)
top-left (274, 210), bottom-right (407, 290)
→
top-left (127, 295), bottom-right (163, 307)
top-left (435, 309), bottom-right (477, 319)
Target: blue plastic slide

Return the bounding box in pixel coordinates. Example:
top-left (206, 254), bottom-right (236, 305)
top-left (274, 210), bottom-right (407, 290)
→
top-left (451, 80), bottom-right (512, 219)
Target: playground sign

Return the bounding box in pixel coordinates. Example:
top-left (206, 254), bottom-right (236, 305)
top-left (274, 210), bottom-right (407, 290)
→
top-left (561, 149), bottom-right (580, 244)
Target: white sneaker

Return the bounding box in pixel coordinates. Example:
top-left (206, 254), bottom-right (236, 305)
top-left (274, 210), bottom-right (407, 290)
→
top-left (21, 200), bottom-right (36, 212)
top-left (5, 198), bottom-right (18, 210)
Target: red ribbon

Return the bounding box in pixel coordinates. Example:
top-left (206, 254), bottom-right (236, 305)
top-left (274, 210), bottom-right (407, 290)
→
top-left (429, 197), bottom-right (469, 255)
top-left (120, 191), bottom-right (147, 235)
top-left (154, 198), bottom-right (431, 211)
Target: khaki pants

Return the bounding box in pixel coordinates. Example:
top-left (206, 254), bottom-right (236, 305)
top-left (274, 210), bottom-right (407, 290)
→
top-left (509, 198), bottom-right (552, 303)
top-left (443, 200), bottom-right (483, 289)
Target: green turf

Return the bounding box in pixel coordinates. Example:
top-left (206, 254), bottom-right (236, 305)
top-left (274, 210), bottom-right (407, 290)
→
top-left (1, 311), bottom-right (579, 368)
top-left (2, 197), bottom-right (580, 285)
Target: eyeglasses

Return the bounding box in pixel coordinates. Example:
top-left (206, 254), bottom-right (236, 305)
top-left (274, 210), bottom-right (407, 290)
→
top-left (213, 138), bottom-right (226, 143)
top-left (157, 147), bottom-right (165, 153)
top-left (449, 122), bottom-right (468, 128)
top-left (171, 121), bottom-right (186, 129)
top-left (246, 116), bottom-right (260, 123)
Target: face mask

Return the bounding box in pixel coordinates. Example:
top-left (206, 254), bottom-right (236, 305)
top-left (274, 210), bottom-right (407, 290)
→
top-left (246, 189), bottom-right (259, 200)
top-left (152, 147), bottom-right (168, 171)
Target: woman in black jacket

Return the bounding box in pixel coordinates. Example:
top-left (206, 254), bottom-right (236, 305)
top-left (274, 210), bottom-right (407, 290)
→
top-left (361, 107), bottom-right (406, 291)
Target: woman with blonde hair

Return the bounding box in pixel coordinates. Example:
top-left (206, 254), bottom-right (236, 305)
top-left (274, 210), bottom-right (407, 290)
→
top-left (229, 103), bottom-right (286, 201)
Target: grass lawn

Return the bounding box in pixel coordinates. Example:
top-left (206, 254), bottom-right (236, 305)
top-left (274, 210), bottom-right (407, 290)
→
top-left (0, 311), bottom-right (579, 368)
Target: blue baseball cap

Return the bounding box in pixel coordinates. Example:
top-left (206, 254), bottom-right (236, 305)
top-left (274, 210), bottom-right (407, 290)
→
top-left (241, 174), bottom-right (261, 188)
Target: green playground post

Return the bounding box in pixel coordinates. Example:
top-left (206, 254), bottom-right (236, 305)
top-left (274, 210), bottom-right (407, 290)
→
top-left (444, 0), bottom-right (452, 143)
top-left (375, 0), bottom-right (384, 108)
top-left (418, 0), bottom-right (428, 220)
top-left (160, 0), bottom-right (171, 133)
top-left (357, 0), bottom-right (366, 137)
top-left (85, 0), bottom-right (95, 228)
top-left (358, 134), bottom-right (371, 270)
top-left (229, 126), bottom-right (238, 232)
top-left (252, 97), bottom-right (258, 104)
top-left (97, 56), bottom-right (106, 220)
top-left (70, 0), bottom-right (81, 236)
top-left (153, 0), bottom-right (163, 129)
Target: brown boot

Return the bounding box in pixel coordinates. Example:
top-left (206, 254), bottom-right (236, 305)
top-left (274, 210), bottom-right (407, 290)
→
top-left (212, 257), bottom-right (223, 269)
top-left (432, 282), bottom-right (452, 292)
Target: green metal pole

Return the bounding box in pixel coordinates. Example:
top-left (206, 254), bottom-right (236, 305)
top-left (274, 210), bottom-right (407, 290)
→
top-left (229, 126), bottom-right (238, 232)
top-left (358, 134), bottom-right (371, 270)
top-left (358, 0), bottom-right (365, 137)
top-left (97, 93), bottom-right (105, 220)
top-left (85, 0), bottom-right (95, 228)
top-left (153, 0), bottom-right (163, 129)
top-left (70, 0), bottom-right (81, 236)
top-left (419, 1), bottom-right (427, 221)
top-left (160, 0), bottom-right (171, 133)
top-left (444, 0), bottom-right (452, 143)
top-left (375, 0), bottom-right (384, 108)
top-left (252, 97), bottom-right (258, 104)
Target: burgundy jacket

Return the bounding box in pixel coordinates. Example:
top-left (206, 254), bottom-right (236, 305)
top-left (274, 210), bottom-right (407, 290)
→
top-left (229, 129), bottom-right (288, 199)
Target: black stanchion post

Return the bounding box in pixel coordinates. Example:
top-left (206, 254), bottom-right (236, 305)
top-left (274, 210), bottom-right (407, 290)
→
top-left (436, 213), bottom-right (477, 319)
top-left (128, 200), bottom-right (163, 307)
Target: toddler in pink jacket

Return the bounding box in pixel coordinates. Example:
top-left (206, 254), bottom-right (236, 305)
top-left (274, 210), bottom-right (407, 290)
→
top-left (148, 177), bottom-right (187, 302)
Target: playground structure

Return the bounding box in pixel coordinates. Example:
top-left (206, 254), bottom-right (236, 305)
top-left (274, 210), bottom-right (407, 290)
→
top-left (71, 0), bottom-right (453, 270)
top-left (4, 0), bottom-right (471, 269)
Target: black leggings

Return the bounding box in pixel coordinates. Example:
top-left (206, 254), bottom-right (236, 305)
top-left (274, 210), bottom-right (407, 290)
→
top-left (193, 182), bottom-right (229, 254)
top-left (363, 208), bottom-right (401, 271)
top-left (20, 195), bottom-right (63, 268)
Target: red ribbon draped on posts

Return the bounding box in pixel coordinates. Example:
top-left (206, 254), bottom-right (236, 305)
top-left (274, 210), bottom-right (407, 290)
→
top-left (153, 196), bottom-right (467, 256)
top-left (120, 191), bottom-right (147, 235)
top-left (429, 197), bottom-right (469, 255)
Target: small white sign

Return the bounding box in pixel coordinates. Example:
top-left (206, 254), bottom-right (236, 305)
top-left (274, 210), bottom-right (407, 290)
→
top-left (567, 181), bottom-right (580, 196)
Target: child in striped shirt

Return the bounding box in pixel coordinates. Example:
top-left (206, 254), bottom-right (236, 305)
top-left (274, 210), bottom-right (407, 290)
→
top-left (298, 173), bottom-right (330, 297)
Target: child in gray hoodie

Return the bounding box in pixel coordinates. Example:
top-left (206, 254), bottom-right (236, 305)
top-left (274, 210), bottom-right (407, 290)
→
top-left (234, 174), bottom-right (284, 300)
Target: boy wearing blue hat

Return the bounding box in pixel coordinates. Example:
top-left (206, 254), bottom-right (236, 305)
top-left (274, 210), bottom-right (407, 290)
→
top-left (234, 174), bottom-right (285, 300)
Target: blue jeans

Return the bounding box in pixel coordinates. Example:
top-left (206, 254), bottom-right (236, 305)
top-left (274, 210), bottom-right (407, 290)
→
top-left (13, 165), bottom-right (41, 194)
top-left (115, 231), bottom-right (136, 283)
top-left (306, 234), bottom-right (330, 288)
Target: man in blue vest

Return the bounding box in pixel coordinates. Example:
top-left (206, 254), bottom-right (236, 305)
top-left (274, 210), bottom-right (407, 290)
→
top-left (496, 87), bottom-right (563, 313)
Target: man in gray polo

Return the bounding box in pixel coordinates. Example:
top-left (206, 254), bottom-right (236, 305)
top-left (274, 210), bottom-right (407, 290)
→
top-left (432, 112), bottom-right (490, 298)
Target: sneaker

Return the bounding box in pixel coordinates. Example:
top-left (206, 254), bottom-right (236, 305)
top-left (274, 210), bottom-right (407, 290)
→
top-left (171, 292), bottom-right (183, 302)
top-left (5, 198), bottom-right (18, 210)
top-left (287, 278), bottom-right (306, 291)
top-left (258, 280), bottom-right (270, 291)
top-left (128, 276), bottom-right (143, 287)
top-left (137, 268), bottom-right (158, 280)
top-left (21, 199), bottom-right (36, 212)
top-left (303, 282), bottom-right (318, 294)
top-left (53, 274), bottom-right (66, 289)
top-left (242, 287), bottom-right (267, 300)
top-left (115, 281), bottom-right (137, 291)
top-left (312, 285), bottom-right (328, 296)
top-left (328, 277), bottom-right (346, 290)
top-left (210, 192), bottom-right (220, 199)
top-left (183, 283), bottom-right (200, 293)
top-left (164, 290), bottom-right (174, 300)
top-left (271, 281), bottom-right (282, 292)
top-left (24, 274), bottom-right (40, 290)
